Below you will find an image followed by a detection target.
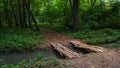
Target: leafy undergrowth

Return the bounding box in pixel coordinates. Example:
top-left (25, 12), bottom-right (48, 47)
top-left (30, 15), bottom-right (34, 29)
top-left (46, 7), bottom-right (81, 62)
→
top-left (0, 28), bottom-right (42, 53)
top-left (62, 28), bottom-right (120, 49)
top-left (103, 42), bottom-right (120, 50)
top-left (39, 23), bottom-right (64, 31)
top-left (62, 28), bottom-right (120, 45)
top-left (0, 56), bottom-right (60, 68)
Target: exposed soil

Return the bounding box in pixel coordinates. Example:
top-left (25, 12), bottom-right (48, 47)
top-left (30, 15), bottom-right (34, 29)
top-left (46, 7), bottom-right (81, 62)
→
top-left (39, 28), bottom-right (73, 47)
top-left (39, 28), bottom-right (120, 68)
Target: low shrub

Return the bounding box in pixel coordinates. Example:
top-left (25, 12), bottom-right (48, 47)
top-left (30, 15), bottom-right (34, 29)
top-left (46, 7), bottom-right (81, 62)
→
top-left (63, 28), bottom-right (120, 45)
top-left (0, 28), bottom-right (42, 53)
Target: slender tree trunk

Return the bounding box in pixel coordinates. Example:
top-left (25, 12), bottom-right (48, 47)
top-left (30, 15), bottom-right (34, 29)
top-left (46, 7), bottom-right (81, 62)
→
top-left (0, 13), bottom-right (2, 27)
top-left (69, 0), bottom-right (73, 9)
top-left (64, 0), bottom-right (69, 27)
top-left (72, 0), bottom-right (80, 32)
top-left (3, 0), bottom-right (12, 27)
top-left (8, 0), bottom-right (13, 27)
top-left (69, 0), bottom-right (80, 32)
top-left (28, 0), bottom-right (32, 27)
top-left (10, 0), bottom-right (18, 26)
top-left (18, 0), bottom-right (23, 27)
top-left (24, 0), bottom-right (39, 31)
top-left (22, 0), bottom-right (27, 27)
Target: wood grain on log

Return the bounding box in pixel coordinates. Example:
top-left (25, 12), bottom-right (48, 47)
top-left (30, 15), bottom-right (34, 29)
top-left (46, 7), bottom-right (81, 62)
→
top-left (51, 43), bottom-right (81, 59)
top-left (70, 40), bottom-right (107, 53)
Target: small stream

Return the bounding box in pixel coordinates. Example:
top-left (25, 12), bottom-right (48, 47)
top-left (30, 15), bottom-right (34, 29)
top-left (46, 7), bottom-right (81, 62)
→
top-left (0, 41), bottom-right (119, 65)
top-left (0, 48), bottom-right (56, 65)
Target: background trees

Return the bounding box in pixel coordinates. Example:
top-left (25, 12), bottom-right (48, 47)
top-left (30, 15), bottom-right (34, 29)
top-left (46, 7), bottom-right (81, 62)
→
top-left (37, 0), bottom-right (120, 31)
top-left (0, 0), bottom-right (120, 31)
top-left (0, 0), bottom-right (39, 30)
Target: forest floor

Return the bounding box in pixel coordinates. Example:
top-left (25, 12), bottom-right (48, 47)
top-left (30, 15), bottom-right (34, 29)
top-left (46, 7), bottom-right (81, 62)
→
top-left (39, 28), bottom-right (120, 68)
top-left (39, 28), bottom-right (72, 47)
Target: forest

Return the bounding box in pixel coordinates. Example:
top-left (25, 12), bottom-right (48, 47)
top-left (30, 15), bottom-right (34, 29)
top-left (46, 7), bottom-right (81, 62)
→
top-left (0, 0), bottom-right (120, 68)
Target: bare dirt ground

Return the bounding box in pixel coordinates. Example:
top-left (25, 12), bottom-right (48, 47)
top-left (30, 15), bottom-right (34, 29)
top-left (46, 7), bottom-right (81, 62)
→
top-left (40, 28), bottom-right (120, 68)
top-left (39, 28), bottom-right (72, 47)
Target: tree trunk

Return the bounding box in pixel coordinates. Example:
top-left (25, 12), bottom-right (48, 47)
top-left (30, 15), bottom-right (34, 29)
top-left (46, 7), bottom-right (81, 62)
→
top-left (72, 0), bottom-right (80, 32)
top-left (18, 0), bottom-right (23, 27)
top-left (64, 0), bottom-right (69, 27)
top-left (0, 13), bottom-right (2, 27)
top-left (10, 0), bottom-right (18, 26)
top-left (24, 0), bottom-right (39, 31)
top-left (22, 0), bottom-right (27, 27)
top-left (28, 0), bottom-right (32, 27)
top-left (3, 0), bottom-right (12, 27)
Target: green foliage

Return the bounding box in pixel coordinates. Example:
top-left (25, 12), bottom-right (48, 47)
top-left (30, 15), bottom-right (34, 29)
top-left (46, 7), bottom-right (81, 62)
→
top-left (38, 0), bottom-right (67, 25)
top-left (0, 59), bottom-right (3, 62)
top-left (63, 28), bottom-right (120, 45)
top-left (0, 28), bottom-right (42, 53)
top-left (0, 65), bottom-right (19, 68)
top-left (81, 2), bottom-right (120, 29)
top-left (104, 42), bottom-right (120, 49)
top-left (19, 56), bottom-right (60, 68)
top-left (40, 23), bottom-right (64, 31)
top-left (0, 56), bottom-right (60, 68)
top-left (40, 6), bottom-right (63, 23)
top-left (37, 1), bottom-right (120, 30)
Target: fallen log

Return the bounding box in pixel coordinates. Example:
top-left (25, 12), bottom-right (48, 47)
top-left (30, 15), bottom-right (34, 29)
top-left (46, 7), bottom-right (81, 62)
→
top-left (70, 40), bottom-right (107, 53)
top-left (51, 43), bottom-right (81, 59)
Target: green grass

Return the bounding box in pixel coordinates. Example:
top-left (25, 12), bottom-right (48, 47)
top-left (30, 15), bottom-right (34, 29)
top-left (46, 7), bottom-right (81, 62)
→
top-left (62, 28), bottom-right (120, 50)
top-left (62, 28), bottom-right (120, 45)
top-left (103, 42), bottom-right (120, 49)
top-left (0, 28), bottom-right (42, 53)
top-left (18, 56), bottom-right (60, 68)
top-left (0, 56), bottom-right (60, 68)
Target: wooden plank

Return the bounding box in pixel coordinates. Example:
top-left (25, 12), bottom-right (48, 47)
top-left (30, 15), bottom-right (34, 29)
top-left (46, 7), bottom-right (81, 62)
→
top-left (70, 40), bottom-right (107, 53)
top-left (51, 43), bottom-right (81, 59)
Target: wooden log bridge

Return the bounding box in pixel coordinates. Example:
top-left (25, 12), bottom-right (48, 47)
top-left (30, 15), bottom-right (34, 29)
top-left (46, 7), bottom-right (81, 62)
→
top-left (51, 41), bottom-right (107, 59)
top-left (51, 43), bottom-right (81, 59)
top-left (70, 40), bottom-right (107, 53)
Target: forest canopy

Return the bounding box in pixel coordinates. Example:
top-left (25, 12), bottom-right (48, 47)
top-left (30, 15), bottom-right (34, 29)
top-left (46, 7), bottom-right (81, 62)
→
top-left (0, 0), bottom-right (120, 31)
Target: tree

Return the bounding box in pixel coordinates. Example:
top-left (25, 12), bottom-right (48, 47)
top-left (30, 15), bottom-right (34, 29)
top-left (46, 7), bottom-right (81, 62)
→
top-left (70, 0), bottom-right (80, 32)
top-left (22, 0), bottom-right (27, 27)
top-left (10, 0), bottom-right (18, 26)
top-left (3, 0), bottom-right (12, 27)
top-left (18, 0), bottom-right (23, 27)
top-left (24, 0), bottom-right (39, 31)
top-left (0, 12), bottom-right (2, 27)
top-left (28, 0), bottom-right (32, 27)
top-left (0, 0), bottom-right (39, 30)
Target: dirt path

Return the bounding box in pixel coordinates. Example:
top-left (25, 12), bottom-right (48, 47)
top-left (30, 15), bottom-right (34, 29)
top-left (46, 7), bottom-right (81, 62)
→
top-left (39, 28), bottom-right (72, 47)
top-left (40, 28), bottom-right (120, 68)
